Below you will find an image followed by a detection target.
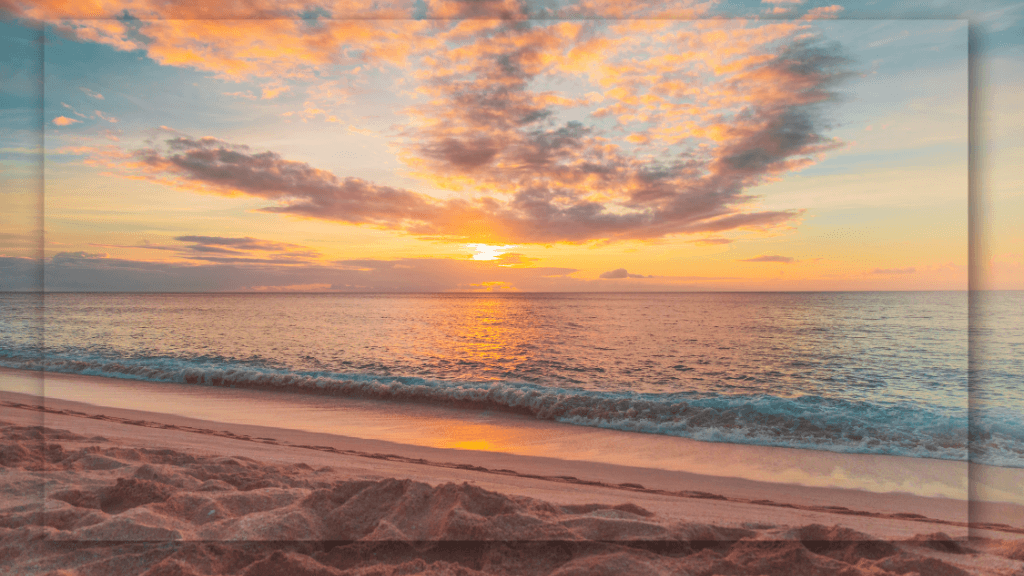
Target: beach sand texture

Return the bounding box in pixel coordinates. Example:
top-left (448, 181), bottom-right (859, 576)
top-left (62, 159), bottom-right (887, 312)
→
top-left (3, 396), bottom-right (1024, 575)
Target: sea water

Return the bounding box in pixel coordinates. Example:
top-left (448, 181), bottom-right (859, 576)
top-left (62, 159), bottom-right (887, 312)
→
top-left (1, 291), bottom-right (1020, 467)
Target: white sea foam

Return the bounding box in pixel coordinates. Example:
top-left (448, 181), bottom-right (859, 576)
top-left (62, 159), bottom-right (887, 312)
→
top-left (2, 351), bottom-right (1019, 467)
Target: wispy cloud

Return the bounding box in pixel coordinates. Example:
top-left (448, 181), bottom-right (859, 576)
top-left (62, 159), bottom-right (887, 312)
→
top-left (52, 116), bottom-right (81, 126)
top-left (79, 87), bottom-right (104, 99)
top-left (871, 266), bottom-right (916, 275)
top-left (688, 238), bottom-right (734, 245)
top-left (741, 255), bottom-right (795, 263)
top-left (61, 102), bottom-right (86, 117)
top-left (803, 5), bottom-right (844, 19)
top-left (90, 235), bottom-right (322, 264)
top-left (223, 91), bottom-right (258, 100)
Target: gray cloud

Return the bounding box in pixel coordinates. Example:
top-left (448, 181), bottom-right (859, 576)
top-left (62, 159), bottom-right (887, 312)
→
top-left (0, 256), bottom-right (41, 291)
top-left (740, 255), bottom-right (795, 263)
top-left (419, 137), bottom-right (501, 171)
top-left (688, 238), bottom-right (734, 246)
top-left (30, 252), bottom-right (577, 292)
top-left (91, 235), bottom-right (321, 263)
top-left (137, 137), bottom-right (440, 228)
top-left (599, 268), bottom-right (650, 279)
top-left (128, 36), bottom-right (849, 245)
top-left (3, 253), bottom-right (766, 292)
top-left (51, 251), bottom-right (108, 263)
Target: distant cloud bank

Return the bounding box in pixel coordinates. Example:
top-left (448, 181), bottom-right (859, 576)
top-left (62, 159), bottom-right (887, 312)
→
top-left (741, 255), bottom-right (796, 263)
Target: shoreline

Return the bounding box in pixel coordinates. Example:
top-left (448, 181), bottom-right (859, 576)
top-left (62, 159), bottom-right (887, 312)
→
top-left (2, 388), bottom-right (1022, 535)
top-left (4, 371), bottom-right (1024, 574)
top-left (4, 367), bottom-right (1023, 507)
top-left (0, 355), bottom-right (985, 467)
top-left (3, 406), bottom-right (1024, 576)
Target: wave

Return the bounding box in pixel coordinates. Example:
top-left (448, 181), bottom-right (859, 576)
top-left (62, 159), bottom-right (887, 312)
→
top-left (1, 350), bottom-right (1020, 467)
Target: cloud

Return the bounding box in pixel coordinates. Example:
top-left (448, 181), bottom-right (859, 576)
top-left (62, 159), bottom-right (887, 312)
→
top-left (52, 116), bottom-right (81, 126)
top-left (80, 87), bottom-right (104, 99)
top-left (31, 252), bottom-right (579, 292)
top-left (0, 256), bottom-right (41, 291)
top-left (249, 283), bottom-right (333, 292)
top-left (61, 102), bottom-right (86, 117)
top-left (392, 29), bottom-right (850, 243)
top-left (174, 235), bottom-right (320, 263)
top-left (126, 41), bottom-right (842, 245)
top-left (8, 251), bottom-right (756, 292)
top-left (494, 252), bottom-right (539, 266)
top-left (688, 238), bottom-right (734, 245)
top-left (803, 5), bottom-right (844, 19)
top-left (174, 235), bottom-right (308, 253)
top-left (0, 0), bottom-right (720, 22)
top-left (741, 255), bottom-right (795, 263)
top-left (90, 235), bottom-right (321, 263)
top-left (599, 268), bottom-right (650, 278)
top-left (871, 267), bottom-right (916, 275)
top-left (224, 91), bottom-right (258, 100)
top-left (133, 136), bottom-right (445, 229)
top-left (32, 13), bottom-right (853, 246)
top-left (465, 281), bottom-right (520, 292)
top-left (51, 251), bottom-right (108, 263)
top-left (261, 83), bottom-right (291, 99)
top-left (88, 242), bottom-right (177, 252)
top-left (70, 17), bottom-right (430, 82)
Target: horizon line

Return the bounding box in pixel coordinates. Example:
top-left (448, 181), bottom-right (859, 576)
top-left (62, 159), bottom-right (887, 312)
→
top-left (2, 289), bottom-right (1009, 295)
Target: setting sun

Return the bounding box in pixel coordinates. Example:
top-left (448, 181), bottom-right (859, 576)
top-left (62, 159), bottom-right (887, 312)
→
top-left (467, 244), bottom-right (519, 261)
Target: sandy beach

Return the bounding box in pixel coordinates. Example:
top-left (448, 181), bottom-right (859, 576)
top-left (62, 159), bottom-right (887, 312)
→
top-left (3, 374), bottom-right (1024, 575)
top-left (2, 0), bottom-right (1020, 571)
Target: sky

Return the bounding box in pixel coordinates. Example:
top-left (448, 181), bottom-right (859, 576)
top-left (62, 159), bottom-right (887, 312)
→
top-left (0, 0), bottom-right (1020, 292)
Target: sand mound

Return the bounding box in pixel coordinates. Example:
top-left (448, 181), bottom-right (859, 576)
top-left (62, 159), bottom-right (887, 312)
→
top-left (975, 538), bottom-right (1024, 561)
top-left (905, 532), bottom-right (970, 554)
top-left (999, 540), bottom-right (1024, 561)
top-left (1, 421), bottom-right (1020, 576)
top-left (0, 441), bottom-right (33, 466)
top-left (101, 478), bottom-right (174, 514)
top-left (133, 463), bottom-right (204, 490)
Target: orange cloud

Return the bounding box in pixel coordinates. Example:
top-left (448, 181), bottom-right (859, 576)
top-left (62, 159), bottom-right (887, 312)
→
top-left (5, 2), bottom-right (434, 83)
top-left (26, 11), bottom-right (854, 247)
top-left (52, 116), bottom-right (81, 126)
top-left (118, 131), bottom-right (810, 244)
top-left (803, 5), bottom-right (844, 19)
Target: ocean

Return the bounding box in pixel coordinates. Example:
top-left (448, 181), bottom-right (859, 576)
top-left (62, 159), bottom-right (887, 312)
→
top-left (1, 291), bottom-right (1021, 467)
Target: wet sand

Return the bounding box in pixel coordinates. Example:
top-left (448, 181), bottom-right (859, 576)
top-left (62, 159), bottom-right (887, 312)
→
top-left (2, 369), bottom-right (1023, 574)
top-left (7, 367), bottom-right (1022, 508)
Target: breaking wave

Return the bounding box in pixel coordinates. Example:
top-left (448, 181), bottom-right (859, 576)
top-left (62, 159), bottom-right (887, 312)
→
top-left (2, 350), bottom-right (1020, 467)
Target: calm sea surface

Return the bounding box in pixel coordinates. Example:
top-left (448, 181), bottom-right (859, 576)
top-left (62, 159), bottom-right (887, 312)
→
top-left (1, 292), bottom-right (1020, 466)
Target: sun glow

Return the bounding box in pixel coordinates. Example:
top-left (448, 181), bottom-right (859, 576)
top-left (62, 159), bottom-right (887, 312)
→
top-left (467, 244), bottom-right (518, 261)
